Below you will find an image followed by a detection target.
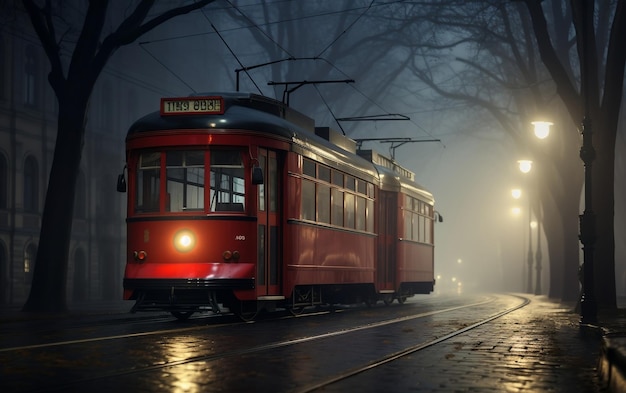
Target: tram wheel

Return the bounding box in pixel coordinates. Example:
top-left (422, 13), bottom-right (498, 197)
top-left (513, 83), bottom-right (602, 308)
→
top-left (234, 301), bottom-right (258, 322)
top-left (288, 306), bottom-right (305, 316)
top-left (171, 311), bottom-right (195, 320)
top-left (397, 296), bottom-right (407, 304)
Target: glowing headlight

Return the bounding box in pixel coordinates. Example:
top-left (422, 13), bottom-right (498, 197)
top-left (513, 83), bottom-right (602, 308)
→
top-left (174, 230), bottom-right (196, 252)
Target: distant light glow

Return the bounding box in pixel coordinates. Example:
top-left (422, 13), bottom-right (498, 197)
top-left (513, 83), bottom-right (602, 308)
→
top-left (512, 207), bottom-right (521, 216)
top-left (518, 160), bottom-right (533, 173)
top-left (511, 189), bottom-right (522, 199)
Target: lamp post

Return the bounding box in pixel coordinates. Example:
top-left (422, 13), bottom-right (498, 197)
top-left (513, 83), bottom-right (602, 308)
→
top-left (518, 160), bottom-right (533, 293)
top-left (530, 120), bottom-right (551, 295)
top-left (511, 189), bottom-right (524, 291)
top-left (578, 2), bottom-right (597, 325)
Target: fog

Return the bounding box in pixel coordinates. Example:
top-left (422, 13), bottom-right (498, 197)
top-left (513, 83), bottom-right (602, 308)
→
top-left (107, 1), bottom-right (624, 297)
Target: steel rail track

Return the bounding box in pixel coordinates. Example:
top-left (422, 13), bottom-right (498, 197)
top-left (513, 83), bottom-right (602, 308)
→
top-left (297, 294), bottom-right (531, 393)
top-left (19, 295), bottom-right (516, 393)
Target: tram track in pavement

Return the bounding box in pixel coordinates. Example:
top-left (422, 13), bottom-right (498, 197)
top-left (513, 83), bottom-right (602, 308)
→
top-left (297, 294), bottom-right (530, 393)
top-left (0, 296), bottom-right (492, 354)
top-left (2, 294), bottom-right (528, 392)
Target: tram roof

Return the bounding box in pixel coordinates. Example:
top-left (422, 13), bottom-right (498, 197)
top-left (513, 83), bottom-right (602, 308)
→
top-left (127, 92), bottom-right (433, 200)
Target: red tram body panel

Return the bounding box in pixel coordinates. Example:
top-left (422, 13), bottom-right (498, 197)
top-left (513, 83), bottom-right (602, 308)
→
top-left (119, 92), bottom-right (437, 319)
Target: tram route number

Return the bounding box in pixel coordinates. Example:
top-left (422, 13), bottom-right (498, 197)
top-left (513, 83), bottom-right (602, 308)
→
top-left (160, 96), bottom-right (224, 116)
top-left (235, 235), bottom-right (246, 241)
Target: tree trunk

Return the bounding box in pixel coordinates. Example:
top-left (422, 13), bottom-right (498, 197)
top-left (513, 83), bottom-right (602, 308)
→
top-left (592, 116), bottom-right (617, 308)
top-left (22, 98), bottom-right (85, 312)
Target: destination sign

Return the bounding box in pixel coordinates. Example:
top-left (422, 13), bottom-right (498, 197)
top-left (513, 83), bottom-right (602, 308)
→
top-left (160, 96), bottom-right (224, 116)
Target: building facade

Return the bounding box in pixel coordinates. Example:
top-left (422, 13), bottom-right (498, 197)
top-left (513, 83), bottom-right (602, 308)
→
top-left (0, 3), bottom-right (143, 306)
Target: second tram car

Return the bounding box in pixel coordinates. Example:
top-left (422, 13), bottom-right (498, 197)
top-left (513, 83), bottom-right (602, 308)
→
top-left (118, 92), bottom-right (437, 320)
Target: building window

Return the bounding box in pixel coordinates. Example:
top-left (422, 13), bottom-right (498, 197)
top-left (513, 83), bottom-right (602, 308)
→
top-left (24, 243), bottom-right (37, 284)
top-left (0, 38), bottom-right (5, 100)
top-left (74, 171), bottom-right (87, 218)
top-left (0, 153), bottom-right (7, 209)
top-left (101, 82), bottom-right (112, 131)
top-left (23, 156), bottom-right (38, 212)
top-left (72, 248), bottom-right (88, 302)
top-left (24, 46), bottom-right (38, 107)
top-left (0, 241), bottom-right (7, 304)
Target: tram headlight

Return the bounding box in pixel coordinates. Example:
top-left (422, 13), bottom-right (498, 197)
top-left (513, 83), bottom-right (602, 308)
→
top-left (173, 230), bottom-right (196, 253)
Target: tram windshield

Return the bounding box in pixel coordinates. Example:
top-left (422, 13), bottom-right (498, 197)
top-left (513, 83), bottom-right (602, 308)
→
top-left (134, 149), bottom-right (246, 214)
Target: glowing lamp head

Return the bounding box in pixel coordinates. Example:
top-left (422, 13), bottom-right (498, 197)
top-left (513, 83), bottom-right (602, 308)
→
top-left (532, 121), bottom-right (552, 139)
top-left (174, 230), bottom-right (196, 252)
top-left (517, 160), bottom-right (533, 174)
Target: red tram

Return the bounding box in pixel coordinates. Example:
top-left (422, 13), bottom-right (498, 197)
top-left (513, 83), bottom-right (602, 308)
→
top-left (118, 92), bottom-right (437, 320)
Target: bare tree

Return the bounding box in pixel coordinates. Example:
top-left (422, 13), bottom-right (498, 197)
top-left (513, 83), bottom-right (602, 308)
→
top-left (374, 0), bottom-right (624, 306)
top-left (22, 0), bottom-right (216, 312)
top-left (522, 0), bottom-right (626, 307)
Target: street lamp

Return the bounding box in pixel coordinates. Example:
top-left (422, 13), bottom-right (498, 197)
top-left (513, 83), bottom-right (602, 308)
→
top-left (532, 121), bottom-right (553, 139)
top-left (517, 161), bottom-right (533, 293)
top-left (531, 120), bottom-right (551, 296)
top-left (518, 160), bottom-right (532, 174)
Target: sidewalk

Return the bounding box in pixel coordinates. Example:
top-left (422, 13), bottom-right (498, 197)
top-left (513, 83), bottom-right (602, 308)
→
top-left (595, 306), bottom-right (626, 392)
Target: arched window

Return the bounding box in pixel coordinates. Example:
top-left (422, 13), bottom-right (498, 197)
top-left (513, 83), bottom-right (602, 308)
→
top-left (74, 171), bottom-right (87, 219)
top-left (101, 81), bottom-right (112, 131)
top-left (23, 156), bottom-right (38, 212)
top-left (24, 243), bottom-right (37, 284)
top-left (0, 38), bottom-right (5, 100)
top-left (0, 241), bottom-right (7, 304)
top-left (24, 45), bottom-right (39, 107)
top-left (0, 153), bottom-right (7, 209)
top-left (72, 248), bottom-right (88, 302)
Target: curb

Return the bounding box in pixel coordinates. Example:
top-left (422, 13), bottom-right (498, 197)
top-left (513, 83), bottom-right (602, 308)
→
top-left (599, 334), bottom-right (626, 392)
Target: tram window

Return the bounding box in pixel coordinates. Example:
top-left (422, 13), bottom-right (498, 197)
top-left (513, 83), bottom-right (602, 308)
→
top-left (366, 199), bottom-right (374, 232)
top-left (317, 184), bottom-right (330, 224)
top-left (357, 180), bottom-right (366, 195)
top-left (318, 165), bottom-right (330, 183)
top-left (331, 188), bottom-right (343, 226)
top-left (425, 218), bottom-right (432, 244)
top-left (367, 183), bottom-right (374, 198)
top-left (258, 155), bottom-right (266, 211)
top-left (356, 196), bottom-right (366, 231)
top-left (136, 152), bottom-right (160, 213)
top-left (301, 179), bottom-right (315, 221)
top-left (345, 193), bottom-right (355, 229)
top-left (404, 211), bottom-right (412, 240)
top-left (210, 149), bottom-right (245, 212)
top-left (166, 151), bottom-right (204, 212)
top-left (332, 170), bottom-right (344, 187)
top-left (413, 213), bottom-right (420, 241)
top-left (418, 215), bottom-right (425, 242)
top-left (303, 158), bottom-right (316, 177)
top-left (269, 156), bottom-right (277, 213)
top-left (345, 176), bottom-right (355, 191)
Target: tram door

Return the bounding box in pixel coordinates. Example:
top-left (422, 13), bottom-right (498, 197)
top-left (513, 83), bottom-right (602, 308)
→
top-left (256, 149), bottom-right (281, 297)
top-left (377, 190), bottom-right (396, 290)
